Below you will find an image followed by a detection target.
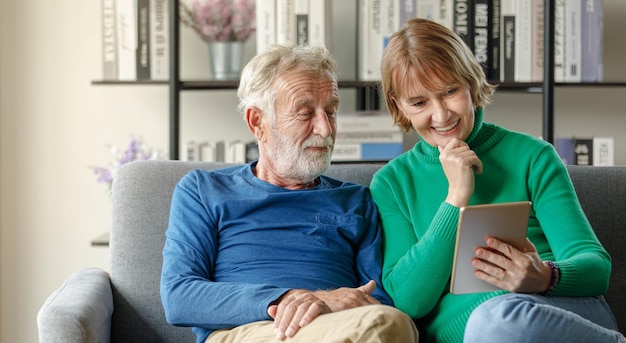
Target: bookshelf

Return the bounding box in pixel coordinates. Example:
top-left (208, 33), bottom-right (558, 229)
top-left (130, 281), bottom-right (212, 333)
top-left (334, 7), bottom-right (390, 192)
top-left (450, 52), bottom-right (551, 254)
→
top-left (94, 0), bottom-right (626, 161)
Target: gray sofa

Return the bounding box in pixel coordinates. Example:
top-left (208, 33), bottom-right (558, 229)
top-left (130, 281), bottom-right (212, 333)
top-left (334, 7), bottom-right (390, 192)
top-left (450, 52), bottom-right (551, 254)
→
top-left (37, 160), bottom-right (626, 342)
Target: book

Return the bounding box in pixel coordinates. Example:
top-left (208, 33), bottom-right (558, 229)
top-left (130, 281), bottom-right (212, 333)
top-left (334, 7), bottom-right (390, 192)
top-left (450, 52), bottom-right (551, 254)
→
top-left (337, 111), bottom-right (399, 133)
top-left (102, 0), bottom-right (117, 80)
top-left (580, 0), bottom-right (604, 82)
top-left (553, 0), bottom-right (566, 82)
top-left (256, 0), bottom-right (277, 54)
top-left (514, 0), bottom-right (532, 82)
top-left (556, 137), bottom-right (575, 165)
top-left (335, 131), bottom-right (404, 143)
top-left (115, 0), bottom-right (137, 80)
top-left (150, 0), bottom-right (169, 80)
top-left (185, 140), bottom-right (198, 161)
top-left (294, 0), bottom-right (309, 46)
top-left (215, 141), bottom-right (226, 162)
top-left (574, 137), bottom-right (593, 165)
top-left (136, 0), bottom-right (151, 80)
top-left (308, 0), bottom-right (332, 49)
top-left (564, 0), bottom-right (582, 82)
top-left (452, 0), bottom-right (473, 51)
top-left (432, 0), bottom-right (454, 28)
top-left (199, 141), bottom-right (215, 162)
top-left (489, 0), bottom-right (501, 81)
top-left (382, 0), bottom-right (398, 48)
top-left (473, 0), bottom-right (490, 78)
top-left (592, 137), bottom-right (614, 166)
top-left (398, 0), bottom-right (416, 27)
top-left (358, 0), bottom-right (370, 80)
top-left (276, 0), bottom-right (295, 46)
top-left (360, 0), bottom-right (384, 81)
top-left (417, 0), bottom-right (436, 21)
top-left (500, 0), bottom-right (515, 82)
top-left (332, 142), bottom-right (403, 162)
top-left (530, 0), bottom-right (544, 82)
top-left (227, 141), bottom-right (246, 163)
top-left (245, 141), bottom-right (260, 162)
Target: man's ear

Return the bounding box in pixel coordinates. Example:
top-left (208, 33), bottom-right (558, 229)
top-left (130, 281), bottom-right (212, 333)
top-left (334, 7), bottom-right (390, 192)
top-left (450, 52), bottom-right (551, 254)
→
top-left (245, 106), bottom-right (266, 142)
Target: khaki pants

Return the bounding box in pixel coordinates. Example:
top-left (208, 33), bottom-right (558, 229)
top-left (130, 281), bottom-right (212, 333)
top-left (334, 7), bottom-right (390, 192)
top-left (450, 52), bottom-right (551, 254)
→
top-left (206, 304), bottom-right (418, 343)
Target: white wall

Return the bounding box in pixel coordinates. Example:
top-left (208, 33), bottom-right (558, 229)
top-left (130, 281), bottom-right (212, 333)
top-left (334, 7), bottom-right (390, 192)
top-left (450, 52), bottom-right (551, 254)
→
top-left (0, 1), bottom-right (625, 342)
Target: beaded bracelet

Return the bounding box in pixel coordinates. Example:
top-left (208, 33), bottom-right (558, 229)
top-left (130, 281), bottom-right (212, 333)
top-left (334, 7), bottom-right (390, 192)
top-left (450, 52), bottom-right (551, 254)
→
top-left (541, 260), bottom-right (560, 295)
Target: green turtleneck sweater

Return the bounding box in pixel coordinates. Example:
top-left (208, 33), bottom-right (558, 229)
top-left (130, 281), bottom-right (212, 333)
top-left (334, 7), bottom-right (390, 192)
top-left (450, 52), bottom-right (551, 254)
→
top-left (370, 108), bottom-right (611, 343)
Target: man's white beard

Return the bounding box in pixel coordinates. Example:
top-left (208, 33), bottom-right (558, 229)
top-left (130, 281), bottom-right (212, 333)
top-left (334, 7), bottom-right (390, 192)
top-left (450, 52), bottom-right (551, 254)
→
top-left (266, 126), bottom-right (334, 183)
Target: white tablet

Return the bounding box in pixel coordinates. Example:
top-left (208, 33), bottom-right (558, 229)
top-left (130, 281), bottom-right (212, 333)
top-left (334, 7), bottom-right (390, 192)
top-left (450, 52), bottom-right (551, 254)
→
top-left (450, 201), bottom-right (532, 294)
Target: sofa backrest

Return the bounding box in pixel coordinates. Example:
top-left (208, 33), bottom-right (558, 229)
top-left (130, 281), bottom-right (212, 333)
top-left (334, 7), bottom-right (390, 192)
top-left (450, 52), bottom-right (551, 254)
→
top-left (566, 165), bottom-right (626, 331)
top-left (109, 161), bottom-right (625, 342)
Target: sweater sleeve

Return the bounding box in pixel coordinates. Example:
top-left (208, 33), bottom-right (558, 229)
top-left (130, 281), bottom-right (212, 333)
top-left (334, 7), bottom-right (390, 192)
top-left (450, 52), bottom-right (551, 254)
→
top-left (371, 170), bottom-right (461, 319)
top-left (528, 144), bottom-right (612, 296)
top-left (160, 172), bottom-right (289, 329)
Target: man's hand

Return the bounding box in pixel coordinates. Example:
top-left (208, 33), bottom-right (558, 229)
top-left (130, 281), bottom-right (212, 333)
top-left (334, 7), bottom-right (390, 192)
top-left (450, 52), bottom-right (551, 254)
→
top-left (267, 280), bottom-right (379, 340)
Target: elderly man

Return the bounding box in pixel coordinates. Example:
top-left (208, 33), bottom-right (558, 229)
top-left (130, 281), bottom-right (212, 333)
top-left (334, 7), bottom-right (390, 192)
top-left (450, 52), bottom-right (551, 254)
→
top-left (160, 45), bottom-right (418, 343)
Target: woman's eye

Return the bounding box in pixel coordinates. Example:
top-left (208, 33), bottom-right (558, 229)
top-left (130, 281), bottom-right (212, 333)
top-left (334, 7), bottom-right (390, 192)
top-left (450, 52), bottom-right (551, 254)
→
top-left (446, 88), bottom-right (457, 96)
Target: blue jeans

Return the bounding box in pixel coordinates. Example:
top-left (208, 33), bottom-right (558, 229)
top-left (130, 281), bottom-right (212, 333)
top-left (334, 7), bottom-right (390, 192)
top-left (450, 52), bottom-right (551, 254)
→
top-left (464, 293), bottom-right (624, 343)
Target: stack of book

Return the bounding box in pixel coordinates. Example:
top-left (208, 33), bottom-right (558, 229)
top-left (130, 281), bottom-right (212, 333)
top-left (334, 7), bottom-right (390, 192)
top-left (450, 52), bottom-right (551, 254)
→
top-left (185, 140), bottom-right (259, 163)
top-left (332, 111), bottom-right (404, 162)
top-left (556, 136), bottom-right (614, 166)
top-left (256, 0), bottom-right (333, 54)
top-left (357, 0), bottom-right (604, 83)
top-left (101, 0), bottom-right (169, 81)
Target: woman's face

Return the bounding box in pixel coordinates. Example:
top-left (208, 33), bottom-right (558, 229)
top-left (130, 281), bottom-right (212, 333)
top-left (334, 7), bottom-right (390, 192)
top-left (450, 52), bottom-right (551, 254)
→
top-left (394, 76), bottom-right (475, 148)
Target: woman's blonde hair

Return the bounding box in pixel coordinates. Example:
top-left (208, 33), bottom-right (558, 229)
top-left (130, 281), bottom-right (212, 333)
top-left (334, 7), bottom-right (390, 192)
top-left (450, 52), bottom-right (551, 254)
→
top-left (380, 18), bottom-right (496, 131)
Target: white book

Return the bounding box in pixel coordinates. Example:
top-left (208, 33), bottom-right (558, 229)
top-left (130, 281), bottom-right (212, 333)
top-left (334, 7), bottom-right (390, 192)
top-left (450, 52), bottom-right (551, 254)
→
top-left (364, 0), bottom-right (384, 81)
top-left (417, 0), bottom-right (436, 21)
top-left (150, 0), bottom-right (169, 80)
top-left (102, 0), bottom-right (117, 80)
top-left (256, 0), bottom-right (277, 54)
top-left (199, 141), bottom-right (215, 162)
top-left (530, 0), bottom-right (544, 82)
top-left (398, 0), bottom-right (416, 26)
top-left (336, 131), bottom-right (404, 143)
top-left (308, 0), bottom-right (332, 49)
top-left (227, 141), bottom-right (246, 163)
top-left (554, 0), bottom-right (566, 82)
top-left (185, 141), bottom-right (198, 161)
top-left (514, 0), bottom-right (532, 83)
top-left (115, 0), bottom-right (137, 80)
top-left (433, 0), bottom-right (454, 29)
top-left (337, 111), bottom-right (400, 133)
top-left (382, 0), bottom-right (399, 48)
top-left (276, 0), bottom-right (295, 46)
top-left (358, 0), bottom-right (370, 80)
top-left (564, 0), bottom-right (582, 82)
top-left (593, 137), bottom-right (614, 166)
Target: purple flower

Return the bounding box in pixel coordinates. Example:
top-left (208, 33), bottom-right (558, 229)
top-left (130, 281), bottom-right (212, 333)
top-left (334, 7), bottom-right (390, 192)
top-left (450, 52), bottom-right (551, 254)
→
top-left (90, 137), bottom-right (165, 192)
top-left (181, 0), bottom-right (256, 42)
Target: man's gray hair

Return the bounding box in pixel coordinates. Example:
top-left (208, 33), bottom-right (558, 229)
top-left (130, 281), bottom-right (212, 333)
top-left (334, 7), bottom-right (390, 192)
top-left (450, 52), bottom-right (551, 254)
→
top-left (237, 45), bottom-right (339, 121)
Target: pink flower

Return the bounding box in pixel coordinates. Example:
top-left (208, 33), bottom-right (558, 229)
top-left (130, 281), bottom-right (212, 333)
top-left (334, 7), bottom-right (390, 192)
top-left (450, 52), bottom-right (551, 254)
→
top-left (181, 0), bottom-right (256, 42)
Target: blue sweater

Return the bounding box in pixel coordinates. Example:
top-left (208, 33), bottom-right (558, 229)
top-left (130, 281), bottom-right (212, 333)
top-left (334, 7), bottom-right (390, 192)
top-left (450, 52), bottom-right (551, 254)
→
top-left (160, 163), bottom-right (392, 342)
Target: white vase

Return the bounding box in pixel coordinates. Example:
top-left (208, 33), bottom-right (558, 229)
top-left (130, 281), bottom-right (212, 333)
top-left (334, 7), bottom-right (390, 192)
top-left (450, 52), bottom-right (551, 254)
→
top-left (208, 41), bottom-right (244, 80)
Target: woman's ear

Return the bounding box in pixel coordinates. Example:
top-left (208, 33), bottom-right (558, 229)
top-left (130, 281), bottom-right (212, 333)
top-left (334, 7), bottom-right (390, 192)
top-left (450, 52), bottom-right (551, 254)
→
top-left (245, 106), bottom-right (265, 142)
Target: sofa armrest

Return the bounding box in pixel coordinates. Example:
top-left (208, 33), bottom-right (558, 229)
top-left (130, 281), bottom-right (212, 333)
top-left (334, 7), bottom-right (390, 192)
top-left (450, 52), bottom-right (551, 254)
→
top-left (37, 268), bottom-right (113, 343)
